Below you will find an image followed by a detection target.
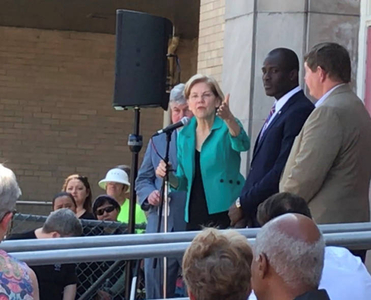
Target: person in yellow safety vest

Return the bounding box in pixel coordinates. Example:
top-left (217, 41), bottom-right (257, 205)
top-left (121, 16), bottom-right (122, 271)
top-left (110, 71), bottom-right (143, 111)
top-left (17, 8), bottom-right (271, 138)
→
top-left (99, 168), bottom-right (147, 232)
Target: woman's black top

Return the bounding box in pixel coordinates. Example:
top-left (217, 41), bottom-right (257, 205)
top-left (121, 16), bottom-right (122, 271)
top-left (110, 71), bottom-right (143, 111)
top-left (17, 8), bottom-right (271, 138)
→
top-left (187, 150), bottom-right (230, 231)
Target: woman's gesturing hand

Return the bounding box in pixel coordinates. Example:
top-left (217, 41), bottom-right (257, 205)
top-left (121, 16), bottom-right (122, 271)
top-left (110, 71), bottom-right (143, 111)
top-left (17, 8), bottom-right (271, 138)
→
top-left (216, 94), bottom-right (233, 121)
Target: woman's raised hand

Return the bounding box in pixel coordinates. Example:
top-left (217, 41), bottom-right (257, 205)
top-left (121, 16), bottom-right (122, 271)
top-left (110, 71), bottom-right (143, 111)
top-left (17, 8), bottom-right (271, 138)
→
top-left (216, 94), bottom-right (233, 121)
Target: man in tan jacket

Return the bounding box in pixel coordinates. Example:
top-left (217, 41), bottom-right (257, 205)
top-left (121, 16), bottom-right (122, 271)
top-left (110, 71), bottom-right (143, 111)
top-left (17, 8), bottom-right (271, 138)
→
top-left (280, 43), bottom-right (371, 227)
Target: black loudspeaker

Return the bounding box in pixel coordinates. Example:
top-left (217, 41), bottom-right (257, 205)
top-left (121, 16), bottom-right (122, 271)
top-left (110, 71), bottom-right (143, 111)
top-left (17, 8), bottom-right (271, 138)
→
top-left (113, 10), bottom-right (173, 110)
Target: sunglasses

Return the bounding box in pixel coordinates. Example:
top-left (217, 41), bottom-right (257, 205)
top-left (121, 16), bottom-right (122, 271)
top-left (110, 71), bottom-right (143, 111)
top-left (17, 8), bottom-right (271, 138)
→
top-left (96, 206), bottom-right (116, 216)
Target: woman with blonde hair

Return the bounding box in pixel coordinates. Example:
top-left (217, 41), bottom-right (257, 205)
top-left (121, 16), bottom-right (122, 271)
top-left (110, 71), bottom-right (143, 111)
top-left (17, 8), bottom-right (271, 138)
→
top-left (183, 228), bottom-right (253, 300)
top-left (157, 74), bottom-right (250, 230)
top-left (62, 174), bottom-right (95, 219)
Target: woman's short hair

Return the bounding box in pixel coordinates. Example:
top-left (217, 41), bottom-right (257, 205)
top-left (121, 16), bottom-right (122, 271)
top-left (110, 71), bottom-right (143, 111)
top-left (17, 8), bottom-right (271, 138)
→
top-left (52, 192), bottom-right (77, 210)
top-left (61, 174), bottom-right (92, 212)
top-left (184, 74), bottom-right (224, 104)
top-left (183, 228), bottom-right (253, 300)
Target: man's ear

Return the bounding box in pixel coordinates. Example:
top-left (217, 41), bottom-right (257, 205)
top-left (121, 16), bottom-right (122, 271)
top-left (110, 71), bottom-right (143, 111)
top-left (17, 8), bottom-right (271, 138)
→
top-left (122, 185), bottom-right (129, 194)
top-left (289, 69), bottom-right (298, 82)
top-left (258, 253), bottom-right (269, 279)
top-left (1, 213), bottom-right (12, 232)
top-left (318, 66), bottom-right (327, 83)
top-left (51, 231), bottom-right (61, 238)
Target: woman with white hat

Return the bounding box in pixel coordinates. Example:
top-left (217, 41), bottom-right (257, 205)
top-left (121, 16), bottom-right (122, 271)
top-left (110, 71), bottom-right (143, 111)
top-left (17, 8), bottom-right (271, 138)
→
top-left (99, 168), bottom-right (147, 227)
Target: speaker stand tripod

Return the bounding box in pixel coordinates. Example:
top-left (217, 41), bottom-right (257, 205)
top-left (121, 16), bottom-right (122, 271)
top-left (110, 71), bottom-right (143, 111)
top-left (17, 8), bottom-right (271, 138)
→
top-left (125, 107), bottom-right (143, 300)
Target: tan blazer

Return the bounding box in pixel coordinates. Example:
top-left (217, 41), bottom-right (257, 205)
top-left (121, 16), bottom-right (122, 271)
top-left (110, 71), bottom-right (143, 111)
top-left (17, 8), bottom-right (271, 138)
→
top-left (280, 85), bottom-right (371, 224)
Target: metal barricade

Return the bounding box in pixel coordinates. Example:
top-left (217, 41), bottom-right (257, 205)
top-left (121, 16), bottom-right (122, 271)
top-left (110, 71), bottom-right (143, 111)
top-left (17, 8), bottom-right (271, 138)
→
top-left (4, 220), bottom-right (371, 252)
top-left (5, 214), bottom-right (371, 300)
top-left (7, 231), bottom-right (371, 265)
top-left (8, 213), bottom-right (147, 300)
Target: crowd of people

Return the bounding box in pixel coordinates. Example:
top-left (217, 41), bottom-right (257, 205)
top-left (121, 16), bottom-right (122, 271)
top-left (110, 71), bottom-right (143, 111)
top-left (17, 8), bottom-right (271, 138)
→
top-left (0, 164), bottom-right (147, 300)
top-left (0, 41), bottom-right (370, 300)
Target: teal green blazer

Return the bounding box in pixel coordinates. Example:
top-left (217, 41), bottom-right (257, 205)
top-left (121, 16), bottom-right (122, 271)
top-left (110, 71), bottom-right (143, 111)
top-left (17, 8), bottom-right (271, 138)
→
top-left (176, 116), bottom-right (250, 222)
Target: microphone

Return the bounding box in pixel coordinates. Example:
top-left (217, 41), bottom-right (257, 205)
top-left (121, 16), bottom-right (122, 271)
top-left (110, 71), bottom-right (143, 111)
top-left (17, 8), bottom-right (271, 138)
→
top-left (153, 117), bottom-right (190, 136)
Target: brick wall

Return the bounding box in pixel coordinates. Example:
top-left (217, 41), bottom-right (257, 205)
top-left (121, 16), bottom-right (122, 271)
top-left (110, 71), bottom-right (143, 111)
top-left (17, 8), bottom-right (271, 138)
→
top-left (0, 26), bottom-right (197, 204)
top-left (197, 0), bottom-right (225, 82)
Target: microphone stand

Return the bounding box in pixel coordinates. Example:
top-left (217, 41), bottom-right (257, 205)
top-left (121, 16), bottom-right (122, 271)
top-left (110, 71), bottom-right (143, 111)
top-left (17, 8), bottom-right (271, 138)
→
top-left (153, 129), bottom-right (173, 299)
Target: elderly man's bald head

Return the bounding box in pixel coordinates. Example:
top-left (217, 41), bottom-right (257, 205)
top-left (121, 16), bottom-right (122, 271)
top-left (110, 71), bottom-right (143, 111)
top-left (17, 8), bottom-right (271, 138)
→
top-left (252, 213), bottom-right (325, 297)
top-left (271, 213), bottom-right (321, 244)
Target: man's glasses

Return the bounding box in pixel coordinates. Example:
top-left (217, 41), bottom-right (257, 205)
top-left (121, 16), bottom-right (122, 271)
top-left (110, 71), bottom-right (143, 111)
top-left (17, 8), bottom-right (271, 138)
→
top-left (96, 206), bottom-right (116, 216)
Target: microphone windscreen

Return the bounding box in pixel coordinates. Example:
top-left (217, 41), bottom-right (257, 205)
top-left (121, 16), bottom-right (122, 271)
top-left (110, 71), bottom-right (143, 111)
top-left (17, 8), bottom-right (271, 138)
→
top-left (181, 117), bottom-right (190, 126)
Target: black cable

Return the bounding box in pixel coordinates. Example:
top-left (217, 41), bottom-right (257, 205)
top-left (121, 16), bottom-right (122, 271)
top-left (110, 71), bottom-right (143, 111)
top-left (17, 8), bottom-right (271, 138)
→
top-left (150, 137), bottom-right (164, 161)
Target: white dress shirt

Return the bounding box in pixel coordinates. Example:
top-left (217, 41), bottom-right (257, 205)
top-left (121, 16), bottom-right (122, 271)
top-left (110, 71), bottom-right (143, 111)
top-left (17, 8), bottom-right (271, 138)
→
top-left (315, 84), bottom-right (346, 107)
top-left (320, 246), bottom-right (371, 300)
top-left (266, 86), bottom-right (302, 127)
top-left (248, 246), bottom-right (371, 300)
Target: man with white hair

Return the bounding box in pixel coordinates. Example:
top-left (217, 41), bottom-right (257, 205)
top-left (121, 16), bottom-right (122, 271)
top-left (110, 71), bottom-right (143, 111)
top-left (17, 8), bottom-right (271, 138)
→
top-left (254, 192), bottom-right (371, 300)
top-left (0, 164), bottom-right (40, 299)
top-left (136, 83), bottom-right (193, 299)
top-left (251, 213), bottom-right (330, 300)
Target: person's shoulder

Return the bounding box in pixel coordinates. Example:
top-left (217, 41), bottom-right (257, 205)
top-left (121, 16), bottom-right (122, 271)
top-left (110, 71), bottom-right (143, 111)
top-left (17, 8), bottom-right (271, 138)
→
top-left (289, 91), bottom-right (314, 110)
top-left (178, 116), bottom-right (196, 137)
top-left (7, 230), bottom-right (36, 240)
top-left (151, 133), bottom-right (166, 145)
top-left (79, 212), bottom-right (96, 220)
top-left (27, 265), bottom-right (39, 285)
top-left (0, 251), bottom-right (36, 294)
top-left (307, 103), bottom-right (340, 123)
top-left (298, 95), bottom-right (315, 109)
top-left (324, 85), bottom-right (359, 107)
top-left (324, 246), bottom-right (365, 272)
top-left (325, 246), bottom-right (352, 258)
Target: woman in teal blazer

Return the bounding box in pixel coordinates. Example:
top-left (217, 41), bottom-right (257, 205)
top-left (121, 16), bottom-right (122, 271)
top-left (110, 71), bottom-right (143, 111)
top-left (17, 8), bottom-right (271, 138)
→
top-left (157, 74), bottom-right (250, 230)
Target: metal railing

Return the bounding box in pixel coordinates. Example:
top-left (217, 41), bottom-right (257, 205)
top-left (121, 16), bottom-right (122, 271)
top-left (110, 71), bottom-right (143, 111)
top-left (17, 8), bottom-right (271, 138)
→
top-left (3, 221), bottom-right (371, 253)
top-left (16, 201), bottom-right (52, 206)
top-left (6, 231), bottom-right (371, 266)
top-left (5, 214), bottom-right (371, 300)
top-left (8, 213), bottom-right (147, 300)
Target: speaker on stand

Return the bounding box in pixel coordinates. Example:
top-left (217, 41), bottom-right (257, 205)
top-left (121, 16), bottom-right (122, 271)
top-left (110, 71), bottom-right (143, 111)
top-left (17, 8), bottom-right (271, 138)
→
top-left (113, 9), bottom-right (173, 299)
